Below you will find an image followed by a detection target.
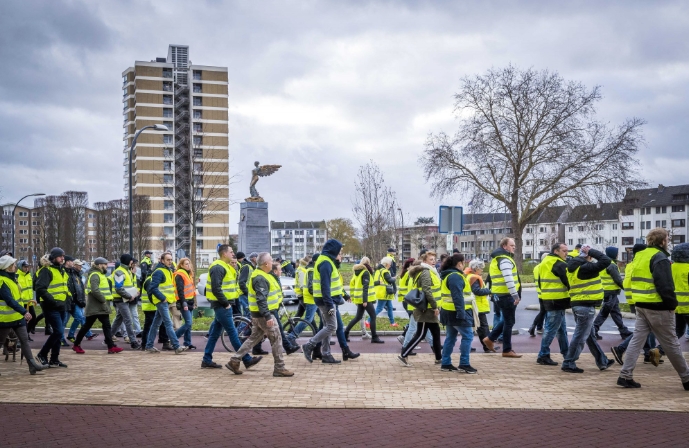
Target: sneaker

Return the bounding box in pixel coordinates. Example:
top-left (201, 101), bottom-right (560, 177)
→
top-left (204, 333), bottom-right (210, 340)
top-left (130, 341), bottom-right (142, 350)
top-left (390, 322), bottom-right (399, 327)
top-left (60, 340), bottom-right (70, 347)
top-left (458, 365), bottom-right (478, 374)
top-left (371, 337), bottom-right (385, 344)
top-left (36, 354), bottom-right (49, 366)
top-left (174, 346), bottom-right (188, 354)
top-left (396, 335), bottom-right (404, 345)
top-left (617, 377), bottom-right (641, 388)
top-left (243, 356), bottom-right (263, 369)
top-left (49, 360), bottom-right (68, 368)
top-left (273, 368), bottom-right (295, 377)
top-left (86, 334), bottom-right (99, 341)
top-left (599, 359), bottom-right (616, 371)
top-left (683, 381), bottom-right (689, 391)
top-left (67, 337), bottom-right (76, 343)
top-left (162, 342), bottom-right (174, 351)
top-left (645, 348), bottom-right (661, 367)
top-left (537, 356), bottom-right (558, 366)
top-left (146, 347), bottom-right (160, 354)
top-left (302, 343), bottom-right (315, 363)
top-left (561, 366), bottom-right (584, 373)
top-left (536, 329), bottom-right (543, 335)
top-left (186, 344), bottom-right (197, 350)
top-left (108, 347), bottom-right (124, 354)
top-left (124, 336), bottom-right (131, 343)
top-left (441, 364), bottom-right (459, 372)
top-left (201, 361), bottom-right (222, 369)
top-left (72, 345), bottom-right (85, 354)
top-left (361, 333), bottom-right (372, 340)
top-left (111, 336), bottom-right (119, 342)
top-left (528, 326), bottom-right (536, 337)
top-left (611, 346), bottom-right (624, 365)
top-left (225, 358), bottom-right (243, 375)
top-left (115, 332), bottom-right (123, 338)
top-left (397, 355), bottom-right (411, 367)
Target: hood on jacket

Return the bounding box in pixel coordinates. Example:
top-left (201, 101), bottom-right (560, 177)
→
top-left (490, 247), bottom-right (513, 259)
top-left (353, 262), bottom-right (373, 275)
top-left (408, 264), bottom-right (429, 279)
top-left (672, 243), bottom-right (689, 263)
top-left (320, 239), bottom-right (343, 260)
top-left (440, 268), bottom-right (460, 280)
top-left (87, 266), bottom-right (101, 277)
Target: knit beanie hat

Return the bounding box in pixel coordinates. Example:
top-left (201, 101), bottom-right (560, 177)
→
top-left (49, 247), bottom-right (65, 261)
top-left (120, 254), bottom-right (133, 266)
top-left (605, 246), bottom-right (619, 260)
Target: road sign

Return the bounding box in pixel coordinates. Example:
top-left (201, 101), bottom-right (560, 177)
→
top-left (438, 206), bottom-right (463, 234)
top-left (446, 234), bottom-right (453, 252)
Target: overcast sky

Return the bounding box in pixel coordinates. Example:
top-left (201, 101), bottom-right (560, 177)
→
top-left (1, 0), bottom-right (688, 233)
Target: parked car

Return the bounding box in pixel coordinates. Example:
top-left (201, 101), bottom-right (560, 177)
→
top-left (196, 273), bottom-right (298, 306)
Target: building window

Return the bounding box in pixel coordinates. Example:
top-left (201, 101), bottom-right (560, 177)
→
top-left (612, 223), bottom-right (618, 230)
top-left (673, 235), bottom-right (686, 244)
top-left (164, 213), bottom-right (174, 223)
top-left (193, 97), bottom-right (202, 106)
top-left (164, 187), bottom-right (173, 196)
top-left (525, 240), bottom-right (532, 246)
top-left (18, 211), bottom-right (28, 217)
top-left (594, 237), bottom-right (603, 244)
top-left (656, 206), bottom-right (667, 214)
top-left (525, 227), bottom-right (532, 234)
top-left (672, 194), bottom-right (689, 202)
top-left (672, 205), bottom-right (686, 213)
top-left (18, 220), bottom-right (27, 226)
top-left (612, 236), bottom-right (618, 244)
top-left (194, 148), bottom-right (203, 158)
top-left (163, 227), bottom-right (173, 236)
top-left (163, 81), bottom-right (172, 91)
top-left (567, 226), bottom-right (572, 233)
top-left (196, 227), bottom-right (203, 237)
top-left (193, 70), bottom-right (202, 80)
top-left (163, 108), bottom-right (173, 118)
top-left (164, 135), bottom-right (173, 144)
top-left (672, 219), bottom-right (686, 228)
top-left (622, 222), bottom-right (634, 230)
top-left (88, 222), bottom-right (95, 228)
top-left (594, 224), bottom-right (604, 231)
top-left (577, 225), bottom-right (584, 231)
top-left (196, 240), bottom-right (203, 249)
top-left (18, 229), bottom-right (27, 235)
top-left (622, 209), bottom-right (634, 216)
top-left (32, 229), bottom-right (39, 235)
top-left (193, 110), bottom-right (202, 119)
top-left (164, 200), bottom-right (173, 210)
top-left (193, 136), bottom-right (202, 146)
top-left (195, 188), bottom-right (203, 198)
top-left (163, 174), bottom-right (173, 183)
top-left (193, 83), bottom-right (202, 93)
top-left (32, 212), bottom-right (39, 217)
top-left (163, 95), bottom-right (173, 105)
top-left (193, 123), bottom-right (202, 132)
top-left (193, 162), bottom-right (202, 172)
top-left (567, 239), bottom-right (573, 246)
top-left (163, 149), bottom-right (172, 158)
top-left (538, 239), bottom-right (544, 245)
top-left (164, 121), bottom-right (173, 129)
top-left (538, 227), bottom-right (544, 232)
top-left (622, 237), bottom-right (634, 245)
top-left (193, 174), bottom-right (202, 184)
top-left (163, 69), bottom-right (173, 78)
top-left (577, 238), bottom-right (586, 244)
top-left (164, 161), bottom-right (172, 171)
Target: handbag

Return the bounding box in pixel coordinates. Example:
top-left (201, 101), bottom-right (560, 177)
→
top-left (385, 284), bottom-right (395, 295)
top-left (404, 288), bottom-right (427, 311)
top-left (332, 295), bottom-right (345, 306)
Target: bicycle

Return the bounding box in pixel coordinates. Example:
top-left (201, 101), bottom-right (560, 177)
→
top-left (221, 302), bottom-right (318, 352)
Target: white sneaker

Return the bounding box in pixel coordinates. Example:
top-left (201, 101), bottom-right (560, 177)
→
top-left (146, 347), bottom-right (160, 354)
top-left (396, 335), bottom-right (404, 345)
top-left (124, 336), bottom-right (131, 343)
top-left (361, 333), bottom-right (371, 340)
top-left (397, 355), bottom-right (412, 367)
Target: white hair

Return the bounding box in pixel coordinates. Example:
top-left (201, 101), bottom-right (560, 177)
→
top-left (468, 259), bottom-right (485, 271)
top-left (257, 252), bottom-right (272, 267)
top-left (380, 256), bottom-right (393, 267)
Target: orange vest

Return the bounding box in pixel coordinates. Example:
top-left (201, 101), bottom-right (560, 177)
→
top-left (174, 269), bottom-right (196, 301)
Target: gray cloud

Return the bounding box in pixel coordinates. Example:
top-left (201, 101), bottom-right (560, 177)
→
top-left (0, 0), bottom-right (687, 231)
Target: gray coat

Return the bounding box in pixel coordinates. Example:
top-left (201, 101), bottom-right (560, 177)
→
top-left (85, 267), bottom-right (112, 317)
top-left (409, 264), bottom-right (439, 323)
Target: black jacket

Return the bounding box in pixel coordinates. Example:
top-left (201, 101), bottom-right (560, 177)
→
top-left (237, 260), bottom-right (254, 297)
top-left (636, 246), bottom-right (677, 311)
top-left (209, 262), bottom-right (232, 309)
top-left (567, 249), bottom-right (610, 307)
top-left (0, 271), bottom-right (27, 328)
top-left (249, 273), bottom-right (273, 320)
top-left (66, 267), bottom-right (86, 308)
top-left (541, 255), bottom-right (571, 311)
top-left (35, 262), bottom-right (69, 312)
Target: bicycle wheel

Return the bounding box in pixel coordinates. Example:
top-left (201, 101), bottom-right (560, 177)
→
top-left (221, 315), bottom-right (253, 352)
top-left (282, 317), bottom-right (317, 340)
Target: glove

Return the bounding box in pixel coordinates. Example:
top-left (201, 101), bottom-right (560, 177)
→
top-left (327, 308), bottom-right (336, 316)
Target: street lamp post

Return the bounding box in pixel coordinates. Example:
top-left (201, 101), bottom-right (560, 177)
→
top-left (129, 124), bottom-right (169, 255)
top-left (397, 207), bottom-right (404, 258)
top-left (11, 193), bottom-right (46, 256)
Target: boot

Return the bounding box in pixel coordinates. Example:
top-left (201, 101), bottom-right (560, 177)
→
top-left (343, 348), bottom-right (360, 361)
top-left (528, 325), bottom-right (536, 337)
top-left (162, 342), bottom-right (174, 351)
top-left (321, 354), bottom-right (341, 364)
top-left (28, 358), bottom-right (46, 375)
top-left (371, 336), bottom-right (384, 344)
top-left (273, 367), bottom-right (294, 377)
top-left (252, 342), bottom-right (269, 355)
top-left (312, 344), bottom-right (323, 360)
top-left (344, 331), bottom-right (350, 342)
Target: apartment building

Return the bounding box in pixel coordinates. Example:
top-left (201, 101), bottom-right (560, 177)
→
top-left (455, 213), bottom-right (513, 261)
top-left (270, 221), bottom-right (327, 261)
top-left (123, 44), bottom-right (230, 264)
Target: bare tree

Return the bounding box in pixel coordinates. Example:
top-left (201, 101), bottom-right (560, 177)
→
top-left (421, 65), bottom-right (646, 267)
top-left (132, 194), bottom-right (152, 260)
top-left (109, 199), bottom-right (128, 260)
top-left (34, 195), bottom-right (61, 255)
top-left (351, 161), bottom-right (399, 261)
top-left (60, 191), bottom-right (88, 259)
top-left (94, 202), bottom-right (112, 259)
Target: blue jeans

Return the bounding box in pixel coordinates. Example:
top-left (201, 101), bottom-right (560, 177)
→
top-left (146, 302), bottom-right (179, 350)
top-left (175, 308), bottom-right (193, 346)
top-left (238, 295), bottom-right (250, 318)
top-left (441, 324), bottom-right (474, 366)
top-left (202, 306), bottom-right (250, 363)
top-left (372, 300), bottom-right (394, 324)
top-left (403, 312), bottom-right (433, 347)
top-left (292, 303), bottom-right (317, 337)
top-left (492, 297), bottom-right (504, 335)
top-left (563, 305), bottom-right (609, 369)
top-left (488, 295), bottom-right (516, 352)
top-left (619, 332), bottom-right (655, 357)
top-left (537, 310), bottom-right (569, 359)
top-left (336, 307), bottom-right (348, 349)
top-left (68, 305), bottom-right (92, 339)
top-left (60, 309), bottom-right (70, 342)
top-left (128, 302), bottom-right (142, 333)
top-left (38, 309), bottom-right (65, 362)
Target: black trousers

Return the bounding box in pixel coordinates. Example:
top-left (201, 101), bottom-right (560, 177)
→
top-left (141, 310), bottom-right (168, 348)
top-left (477, 312), bottom-right (490, 350)
top-left (75, 314), bottom-right (114, 348)
top-left (593, 292), bottom-right (629, 335)
top-left (401, 321), bottom-right (442, 360)
top-left (531, 299), bottom-right (546, 330)
top-left (344, 303), bottom-right (377, 337)
top-left (675, 313), bottom-right (689, 339)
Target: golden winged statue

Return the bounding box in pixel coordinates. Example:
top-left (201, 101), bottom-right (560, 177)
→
top-left (248, 161), bottom-right (282, 202)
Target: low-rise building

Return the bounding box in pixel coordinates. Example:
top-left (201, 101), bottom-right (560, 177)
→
top-left (270, 220), bottom-right (327, 261)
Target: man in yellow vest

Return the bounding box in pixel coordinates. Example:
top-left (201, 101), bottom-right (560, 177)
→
top-left (671, 243), bottom-right (689, 339)
top-left (483, 238), bottom-right (522, 358)
top-left (226, 252), bottom-right (294, 377)
top-left (201, 245), bottom-right (262, 370)
top-left (536, 243), bottom-right (571, 367)
top-left (528, 252), bottom-right (548, 337)
top-left (618, 228), bottom-right (689, 390)
top-left (387, 247), bottom-right (398, 277)
top-left (592, 247), bottom-right (632, 340)
top-left (562, 245), bottom-right (615, 373)
top-left (567, 244), bottom-right (582, 260)
top-left (139, 250), bottom-right (153, 288)
top-left (301, 239), bottom-right (344, 364)
top-left (111, 254), bottom-right (142, 349)
top-left (35, 247), bottom-right (71, 368)
top-left (16, 260), bottom-right (36, 341)
top-left (144, 253), bottom-right (187, 355)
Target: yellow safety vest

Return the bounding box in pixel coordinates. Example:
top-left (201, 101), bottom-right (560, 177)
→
top-left (141, 276), bottom-right (156, 311)
top-left (350, 269), bottom-right (376, 304)
top-left (623, 261), bottom-right (635, 305)
top-left (440, 271), bottom-right (472, 311)
top-left (313, 257), bottom-right (343, 298)
top-left (111, 265), bottom-right (135, 299)
top-left (0, 275), bottom-right (24, 323)
top-left (467, 273), bottom-right (490, 313)
top-left (533, 261), bottom-right (542, 299)
top-left (489, 255), bottom-right (520, 295)
top-left (600, 262), bottom-right (621, 292)
top-left (672, 262), bottom-right (689, 314)
top-left (17, 270), bottom-right (33, 305)
top-left (303, 267), bottom-right (315, 305)
top-left (248, 269), bottom-right (281, 311)
top-left (295, 266), bottom-right (306, 296)
top-left (86, 271), bottom-right (114, 301)
top-left (47, 265), bottom-right (70, 302)
top-left (630, 247), bottom-right (663, 305)
top-left (205, 259), bottom-right (238, 302)
top-left (150, 267), bottom-right (176, 305)
top-left (568, 266), bottom-right (604, 303)
top-left (374, 267), bottom-right (393, 300)
top-left (397, 272), bottom-right (409, 303)
top-left (538, 255), bottom-right (570, 301)
top-left (568, 249), bottom-right (580, 258)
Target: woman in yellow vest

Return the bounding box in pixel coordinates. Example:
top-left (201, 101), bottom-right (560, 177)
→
top-left (344, 257), bottom-right (383, 343)
top-left (464, 260), bottom-right (493, 353)
top-left (368, 257), bottom-right (397, 327)
top-left (174, 258), bottom-right (197, 350)
top-left (0, 254), bottom-right (46, 375)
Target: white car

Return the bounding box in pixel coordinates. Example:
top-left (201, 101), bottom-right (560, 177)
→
top-left (196, 273), bottom-right (298, 306)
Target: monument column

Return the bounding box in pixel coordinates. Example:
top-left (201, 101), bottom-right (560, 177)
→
top-left (238, 202), bottom-right (270, 254)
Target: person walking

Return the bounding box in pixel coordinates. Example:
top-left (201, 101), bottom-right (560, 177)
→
top-left (528, 253), bottom-right (548, 337)
top-left (111, 254), bottom-right (142, 350)
top-left (72, 258), bottom-right (122, 355)
top-left (401, 253), bottom-right (437, 350)
top-left (464, 260), bottom-right (492, 352)
top-left (483, 238), bottom-right (522, 358)
top-left (58, 256), bottom-right (77, 347)
top-left (396, 258), bottom-right (418, 348)
top-left (439, 253), bottom-right (477, 373)
top-left (144, 253), bottom-right (187, 355)
top-left (201, 245), bottom-right (260, 369)
top-left (139, 250), bottom-right (153, 288)
top-left (285, 255), bottom-right (323, 356)
top-left (139, 273), bottom-right (169, 351)
top-left (66, 259), bottom-right (93, 342)
top-left (269, 262), bottom-right (301, 355)
top-left (27, 255), bottom-right (52, 336)
top-left (535, 243), bottom-right (571, 367)
top-left (34, 247), bottom-right (70, 368)
top-left (398, 260), bottom-right (443, 367)
top-left (561, 245), bottom-right (614, 373)
top-left (0, 255), bottom-right (47, 375)
top-left (617, 228), bottom-right (689, 390)
top-left (301, 239), bottom-right (345, 364)
top-left (345, 257), bottom-right (383, 343)
top-left (671, 243), bottom-right (689, 339)
top-left (226, 253), bottom-right (294, 377)
top-left (237, 252), bottom-right (267, 355)
top-left (16, 260), bottom-right (37, 341)
top-left (174, 258), bottom-right (196, 350)
top-left (368, 257), bottom-right (397, 327)
top-left (593, 247), bottom-right (632, 340)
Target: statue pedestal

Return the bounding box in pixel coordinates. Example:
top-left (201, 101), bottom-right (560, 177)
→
top-left (238, 202), bottom-right (270, 254)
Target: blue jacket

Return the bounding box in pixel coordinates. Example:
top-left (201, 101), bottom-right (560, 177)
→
top-left (0, 271), bottom-right (27, 328)
top-left (314, 239), bottom-right (342, 308)
top-left (149, 262), bottom-right (172, 302)
top-left (439, 268), bottom-right (473, 327)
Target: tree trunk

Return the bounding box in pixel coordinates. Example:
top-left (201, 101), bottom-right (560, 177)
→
top-left (510, 209), bottom-right (523, 272)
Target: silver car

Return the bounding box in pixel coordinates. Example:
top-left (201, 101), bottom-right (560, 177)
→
top-left (196, 273), bottom-right (298, 306)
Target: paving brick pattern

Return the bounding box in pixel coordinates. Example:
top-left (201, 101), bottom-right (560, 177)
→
top-left (2, 404), bottom-right (687, 447)
top-left (1, 351), bottom-right (688, 412)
